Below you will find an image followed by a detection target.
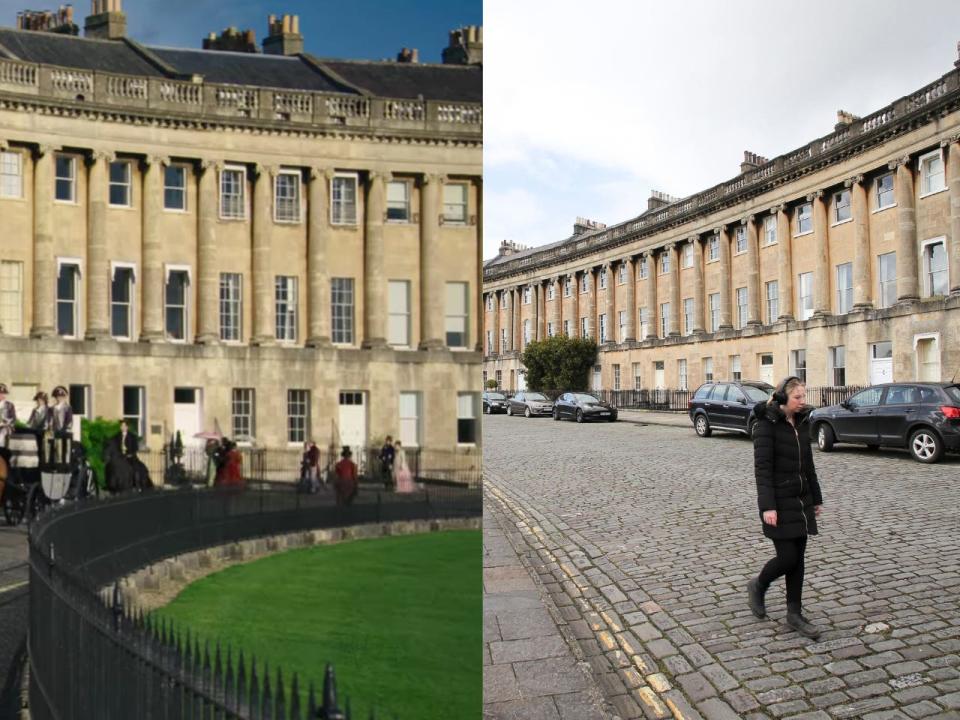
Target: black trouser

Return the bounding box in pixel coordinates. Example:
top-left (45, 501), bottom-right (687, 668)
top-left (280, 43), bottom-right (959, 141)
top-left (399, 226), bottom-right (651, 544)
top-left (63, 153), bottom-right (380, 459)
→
top-left (758, 536), bottom-right (807, 613)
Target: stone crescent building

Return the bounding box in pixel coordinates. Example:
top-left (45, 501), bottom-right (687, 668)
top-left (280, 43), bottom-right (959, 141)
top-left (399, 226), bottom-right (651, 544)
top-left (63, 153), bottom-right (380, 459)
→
top-left (484, 53), bottom-right (960, 396)
top-left (0, 2), bottom-right (483, 462)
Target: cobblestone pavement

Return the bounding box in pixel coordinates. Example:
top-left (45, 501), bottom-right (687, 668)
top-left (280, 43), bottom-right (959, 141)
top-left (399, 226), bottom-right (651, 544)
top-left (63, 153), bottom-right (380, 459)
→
top-left (483, 414), bottom-right (960, 720)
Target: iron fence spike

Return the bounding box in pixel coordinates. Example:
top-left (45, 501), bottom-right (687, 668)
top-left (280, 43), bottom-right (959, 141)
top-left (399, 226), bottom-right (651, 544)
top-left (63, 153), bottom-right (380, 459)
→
top-left (275, 666), bottom-right (285, 719)
top-left (290, 673), bottom-right (301, 720)
top-left (263, 666), bottom-right (273, 720)
top-left (307, 681), bottom-right (317, 717)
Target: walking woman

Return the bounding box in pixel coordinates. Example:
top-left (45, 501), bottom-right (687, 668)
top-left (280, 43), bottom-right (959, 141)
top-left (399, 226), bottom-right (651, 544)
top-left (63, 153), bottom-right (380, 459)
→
top-left (748, 376), bottom-right (824, 639)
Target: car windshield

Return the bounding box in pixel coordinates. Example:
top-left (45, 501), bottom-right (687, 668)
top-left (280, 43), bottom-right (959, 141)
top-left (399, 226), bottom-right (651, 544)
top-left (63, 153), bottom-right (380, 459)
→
top-left (742, 386), bottom-right (772, 402)
top-left (946, 386), bottom-right (960, 404)
top-left (573, 394), bottom-right (600, 403)
top-left (487, 393), bottom-right (506, 400)
top-left (525, 393), bottom-right (548, 401)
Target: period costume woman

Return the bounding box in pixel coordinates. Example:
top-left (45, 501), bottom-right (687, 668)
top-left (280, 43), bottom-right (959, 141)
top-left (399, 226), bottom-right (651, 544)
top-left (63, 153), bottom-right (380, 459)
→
top-left (392, 440), bottom-right (415, 493)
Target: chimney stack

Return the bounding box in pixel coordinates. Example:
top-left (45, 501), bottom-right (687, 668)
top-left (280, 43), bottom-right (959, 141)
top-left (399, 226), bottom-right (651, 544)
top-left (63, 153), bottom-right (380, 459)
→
top-left (646, 190), bottom-right (679, 212)
top-left (740, 150), bottom-right (769, 173)
top-left (16, 5), bottom-right (78, 34)
top-left (572, 217), bottom-right (606, 236)
top-left (834, 109), bottom-right (861, 131)
top-left (497, 240), bottom-right (529, 257)
top-left (84, 0), bottom-right (125, 40)
top-left (202, 26), bottom-right (258, 53)
top-left (263, 13), bottom-right (303, 56)
top-left (397, 47), bottom-right (419, 63)
top-left (442, 25), bottom-right (482, 65)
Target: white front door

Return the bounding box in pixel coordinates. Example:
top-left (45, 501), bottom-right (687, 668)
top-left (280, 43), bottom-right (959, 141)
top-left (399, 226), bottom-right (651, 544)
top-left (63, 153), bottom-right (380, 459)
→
top-left (173, 387), bottom-right (202, 448)
top-left (654, 362), bottom-right (665, 390)
top-left (759, 354), bottom-right (775, 385)
top-left (517, 370), bottom-right (527, 392)
top-left (592, 365), bottom-right (602, 392)
top-left (338, 391), bottom-right (367, 463)
top-left (870, 341), bottom-right (893, 385)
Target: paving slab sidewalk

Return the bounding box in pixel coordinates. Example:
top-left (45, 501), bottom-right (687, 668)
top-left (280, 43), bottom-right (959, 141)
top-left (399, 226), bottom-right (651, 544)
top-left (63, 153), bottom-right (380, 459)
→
top-left (484, 494), bottom-right (612, 720)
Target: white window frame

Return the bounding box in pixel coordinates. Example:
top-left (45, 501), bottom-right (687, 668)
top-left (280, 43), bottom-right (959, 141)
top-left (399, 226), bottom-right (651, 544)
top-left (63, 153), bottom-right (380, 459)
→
top-left (331, 277), bottom-right (355, 345)
top-left (836, 262), bottom-right (853, 313)
top-left (599, 268), bottom-right (607, 290)
top-left (660, 252), bottom-right (670, 275)
top-left (547, 283), bottom-right (555, 300)
top-left (386, 179), bottom-right (411, 223)
top-left (122, 385), bottom-right (146, 442)
top-left (618, 264), bottom-right (627, 284)
top-left (878, 252), bottom-right (897, 309)
top-left (523, 286), bottom-right (531, 304)
top-left (486, 329), bottom-right (493, 354)
top-left (580, 274), bottom-right (589, 294)
top-left (164, 264), bottom-right (192, 343)
top-left (703, 357), bottom-right (714, 383)
top-left (919, 149), bottom-right (947, 198)
top-left (730, 355), bottom-right (742, 381)
top-left (523, 318), bottom-right (531, 347)
top-left (219, 165), bottom-right (246, 220)
top-left (791, 349), bottom-right (807, 384)
top-left (830, 346), bottom-right (846, 386)
top-left (388, 280), bottom-right (411, 348)
top-left (763, 215), bottom-right (777, 246)
top-left (54, 154), bottom-right (77, 204)
top-left (683, 297), bottom-right (694, 336)
top-left (219, 272), bottom-right (242, 343)
top-left (798, 272), bottom-right (814, 320)
top-left (109, 260), bottom-right (136, 341)
top-left (331, 173), bottom-right (359, 226)
top-left (598, 313), bottom-right (607, 343)
top-left (273, 170), bottom-right (302, 224)
top-left (275, 275), bottom-right (298, 342)
top-left (913, 332), bottom-right (941, 382)
top-left (682, 243), bottom-right (693, 268)
top-left (442, 182), bottom-right (469, 225)
top-left (659, 302), bottom-right (669, 337)
top-left (921, 236), bottom-right (949, 297)
top-left (632, 362), bottom-right (642, 391)
top-left (735, 287), bottom-right (748, 330)
top-left (580, 316), bottom-right (587, 338)
top-left (163, 164), bottom-right (188, 212)
top-left (734, 226), bottom-right (747, 255)
top-left (618, 310), bottom-right (626, 343)
top-left (399, 391), bottom-right (421, 447)
top-left (287, 389), bottom-right (309, 445)
top-left (708, 293), bottom-right (720, 332)
top-left (832, 189), bottom-right (851, 225)
top-left (108, 159), bottom-right (133, 208)
top-left (874, 172), bottom-right (895, 212)
top-left (795, 202), bottom-right (813, 236)
top-left (677, 359), bottom-right (688, 391)
top-left (0, 260), bottom-right (24, 336)
top-left (0, 150), bottom-right (23, 199)
top-left (765, 280), bottom-right (779, 324)
top-left (639, 256), bottom-right (649, 278)
top-left (613, 364), bottom-right (621, 391)
top-left (456, 392), bottom-right (478, 446)
top-left (445, 281), bottom-right (469, 349)
top-left (231, 388), bottom-right (255, 444)
top-left (563, 320), bottom-right (571, 337)
top-left (707, 236), bottom-right (719, 262)
top-left (639, 307), bottom-right (649, 339)
top-left (56, 256), bottom-right (83, 339)
top-left (564, 278), bottom-right (572, 297)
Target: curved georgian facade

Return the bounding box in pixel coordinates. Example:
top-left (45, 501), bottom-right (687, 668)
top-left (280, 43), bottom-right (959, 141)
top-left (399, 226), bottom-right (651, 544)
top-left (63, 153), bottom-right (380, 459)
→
top-left (0, 26), bottom-right (482, 455)
top-left (484, 64), bottom-right (960, 394)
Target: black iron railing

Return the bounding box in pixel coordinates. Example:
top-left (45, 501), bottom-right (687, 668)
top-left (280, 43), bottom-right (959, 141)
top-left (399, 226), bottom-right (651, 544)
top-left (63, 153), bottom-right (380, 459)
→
top-left (28, 478), bottom-right (481, 719)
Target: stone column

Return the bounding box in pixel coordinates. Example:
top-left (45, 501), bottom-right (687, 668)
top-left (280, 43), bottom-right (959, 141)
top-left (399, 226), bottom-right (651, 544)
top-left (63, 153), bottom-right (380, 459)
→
top-left (667, 243), bottom-right (680, 336)
top-left (691, 238), bottom-right (704, 334)
top-left (552, 277), bottom-right (562, 336)
top-left (776, 205), bottom-right (793, 320)
top-left (643, 250), bottom-right (658, 338)
top-left (811, 190), bottom-right (831, 316)
top-left (306, 167), bottom-right (333, 347)
top-left (570, 273), bottom-right (579, 337)
top-left (623, 258), bottom-right (636, 342)
top-left (530, 283), bottom-right (539, 342)
top-left (604, 261), bottom-right (615, 343)
top-left (85, 150), bottom-right (112, 340)
top-left (474, 178), bottom-right (483, 352)
top-left (30, 145), bottom-right (56, 338)
top-left (513, 286), bottom-right (521, 350)
top-left (584, 268), bottom-right (596, 339)
top-left (362, 171), bottom-right (387, 348)
top-left (744, 214), bottom-right (761, 325)
top-left (252, 163), bottom-right (275, 345)
top-left (491, 290), bottom-right (500, 354)
top-left (717, 226), bottom-right (732, 329)
top-left (419, 173), bottom-right (443, 349)
top-left (196, 159), bottom-right (220, 344)
top-left (947, 139), bottom-right (960, 295)
top-left (893, 156), bottom-right (919, 302)
top-left (849, 175), bottom-right (872, 309)
top-left (140, 155), bottom-right (166, 341)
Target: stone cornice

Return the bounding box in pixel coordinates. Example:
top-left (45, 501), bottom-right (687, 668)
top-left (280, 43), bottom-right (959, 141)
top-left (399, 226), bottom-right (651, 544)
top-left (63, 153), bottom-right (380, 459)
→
top-left (485, 66), bottom-right (960, 284)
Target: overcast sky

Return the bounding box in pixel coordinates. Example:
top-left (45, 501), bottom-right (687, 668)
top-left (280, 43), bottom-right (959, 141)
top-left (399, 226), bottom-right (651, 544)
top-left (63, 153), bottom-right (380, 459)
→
top-left (0, 0), bottom-right (480, 62)
top-left (484, 0), bottom-right (960, 260)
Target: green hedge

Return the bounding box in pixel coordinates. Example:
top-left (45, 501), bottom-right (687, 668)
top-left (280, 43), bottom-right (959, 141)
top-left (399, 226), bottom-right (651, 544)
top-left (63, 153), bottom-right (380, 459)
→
top-left (80, 417), bottom-right (125, 489)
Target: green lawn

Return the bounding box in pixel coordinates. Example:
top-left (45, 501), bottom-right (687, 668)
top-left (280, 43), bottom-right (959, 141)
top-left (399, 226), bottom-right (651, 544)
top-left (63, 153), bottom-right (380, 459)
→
top-left (157, 530), bottom-right (481, 719)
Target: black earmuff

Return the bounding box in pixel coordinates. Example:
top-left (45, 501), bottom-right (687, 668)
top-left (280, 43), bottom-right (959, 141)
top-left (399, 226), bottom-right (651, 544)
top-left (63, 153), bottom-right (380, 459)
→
top-left (773, 376), bottom-right (801, 405)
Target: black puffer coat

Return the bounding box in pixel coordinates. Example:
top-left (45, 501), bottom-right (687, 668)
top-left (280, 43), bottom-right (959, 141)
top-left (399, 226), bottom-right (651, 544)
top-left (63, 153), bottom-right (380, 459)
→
top-left (752, 402), bottom-right (823, 539)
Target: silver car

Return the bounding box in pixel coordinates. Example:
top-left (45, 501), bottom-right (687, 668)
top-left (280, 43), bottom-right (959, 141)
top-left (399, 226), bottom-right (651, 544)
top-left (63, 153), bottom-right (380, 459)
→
top-left (507, 391), bottom-right (554, 418)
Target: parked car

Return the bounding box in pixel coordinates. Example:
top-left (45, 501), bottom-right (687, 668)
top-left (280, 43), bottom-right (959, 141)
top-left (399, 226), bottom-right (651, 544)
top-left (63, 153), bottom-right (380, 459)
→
top-left (506, 391), bottom-right (554, 418)
top-left (482, 392), bottom-right (509, 414)
top-left (552, 392), bottom-right (618, 422)
top-left (688, 381), bottom-right (774, 438)
top-left (809, 382), bottom-right (960, 463)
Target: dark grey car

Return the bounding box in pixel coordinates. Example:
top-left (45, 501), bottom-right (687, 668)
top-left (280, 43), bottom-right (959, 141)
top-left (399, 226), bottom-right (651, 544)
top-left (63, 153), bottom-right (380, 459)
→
top-left (506, 391), bottom-right (554, 418)
top-left (552, 392), bottom-right (618, 422)
top-left (482, 392), bottom-right (509, 414)
top-left (688, 381), bottom-right (773, 438)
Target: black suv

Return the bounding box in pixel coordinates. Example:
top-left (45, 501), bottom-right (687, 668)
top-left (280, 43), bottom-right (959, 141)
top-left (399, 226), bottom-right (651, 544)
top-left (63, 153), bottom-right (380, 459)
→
top-left (809, 383), bottom-right (960, 463)
top-left (688, 381), bottom-right (774, 438)
top-left (482, 392), bottom-right (509, 414)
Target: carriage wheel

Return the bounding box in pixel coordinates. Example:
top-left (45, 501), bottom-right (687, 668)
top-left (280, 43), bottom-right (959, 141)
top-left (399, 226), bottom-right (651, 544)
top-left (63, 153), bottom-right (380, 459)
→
top-left (2, 491), bottom-right (25, 526)
top-left (26, 484), bottom-right (47, 521)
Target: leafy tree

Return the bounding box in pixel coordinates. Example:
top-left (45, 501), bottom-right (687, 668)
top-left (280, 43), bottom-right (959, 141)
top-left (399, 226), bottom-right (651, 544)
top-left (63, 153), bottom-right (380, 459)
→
top-left (484, 378), bottom-right (498, 390)
top-left (521, 336), bottom-right (597, 398)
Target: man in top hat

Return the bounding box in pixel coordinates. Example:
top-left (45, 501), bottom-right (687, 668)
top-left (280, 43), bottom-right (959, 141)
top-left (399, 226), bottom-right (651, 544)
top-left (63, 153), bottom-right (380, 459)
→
top-left (50, 386), bottom-right (73, 464)
top-left (0, 384), bottom-right (15, 449)
top-left (333, 445), bottom-right (358, 506)
top-left (27, 391), bottom-right (49, 463)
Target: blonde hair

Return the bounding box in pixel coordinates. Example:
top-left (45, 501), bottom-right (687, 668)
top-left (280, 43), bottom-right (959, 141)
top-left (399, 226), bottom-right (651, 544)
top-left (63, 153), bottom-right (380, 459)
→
top-left (767, 376), bottom-right (806, 406)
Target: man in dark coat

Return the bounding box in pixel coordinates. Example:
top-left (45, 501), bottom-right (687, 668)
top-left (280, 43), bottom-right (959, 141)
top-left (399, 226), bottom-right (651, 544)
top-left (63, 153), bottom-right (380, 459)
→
top-left (748, 376), bottom-right (824, 639)
top-left (378, 435), bottom-right (395, 489)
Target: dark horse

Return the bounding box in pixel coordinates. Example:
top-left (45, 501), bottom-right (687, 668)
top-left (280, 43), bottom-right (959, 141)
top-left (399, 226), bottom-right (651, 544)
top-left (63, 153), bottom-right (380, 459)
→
top-left (104, 442), bottom-right (152, 493)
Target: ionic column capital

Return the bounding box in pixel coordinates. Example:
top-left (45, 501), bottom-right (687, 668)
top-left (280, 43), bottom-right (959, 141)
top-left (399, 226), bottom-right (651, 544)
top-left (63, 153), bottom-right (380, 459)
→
top-left (88, 149), bottom-right (116, 165)
top-left (254, 163), bottom-right (279, 179)
top-left (421, 172), bottom-right (445, 187)
top-left (0, 139), bottom-right (7, 152)
top-left (844, 174), bottom-right (865, 188)
top-left (740, 214), bottom-right (755, 225)
top-left (200, 159), bottom-right (224, 173)
top-left (888, 155), bottom-right (911, 171)
top-left (687, 236), bottom-right (699, 246)
top-left (35, 143), bottom-right (56, 158)
top-left (805, 189), bottom-right (824, 202)
top-left (940, 133), bottom-right (960, 147)
top-left (773, 203), bottom-right (788, 214)
top-left (663, 241), bottom-right (675, 252)
top-left (714, 225), bottom-right (726, 235)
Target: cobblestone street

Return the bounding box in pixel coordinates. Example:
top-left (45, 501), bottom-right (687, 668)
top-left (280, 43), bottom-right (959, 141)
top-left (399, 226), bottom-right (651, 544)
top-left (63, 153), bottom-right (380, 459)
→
top-left (483, 413), bottom-right (960, 720)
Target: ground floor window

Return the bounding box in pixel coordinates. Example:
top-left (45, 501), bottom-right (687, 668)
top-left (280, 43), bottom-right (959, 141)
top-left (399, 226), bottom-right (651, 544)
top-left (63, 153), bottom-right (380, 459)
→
top-left (232, 388), bottom-right (255, 442)
top-left (399, 392), bottom-right (421, 447)
top-left (457, 393), bottom-right (478, 444)
top-left (287, 389), bottom-right (309, 444)
top-left (830, 346), bottom-right (846, 386)
top-left (122, 386), bottom-right (145, 441)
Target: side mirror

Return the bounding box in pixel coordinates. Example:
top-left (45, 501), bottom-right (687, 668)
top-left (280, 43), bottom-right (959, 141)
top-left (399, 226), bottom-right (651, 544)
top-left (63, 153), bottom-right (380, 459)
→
top-left (840, 400), bottom-right (851, 410)
top-left (739, 397), bottom-right (748, 405)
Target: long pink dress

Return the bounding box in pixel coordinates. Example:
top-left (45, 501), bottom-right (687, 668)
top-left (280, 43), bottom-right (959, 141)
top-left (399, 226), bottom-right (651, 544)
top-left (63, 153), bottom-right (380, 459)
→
top-left (393, 449), bottom-right (415, 493)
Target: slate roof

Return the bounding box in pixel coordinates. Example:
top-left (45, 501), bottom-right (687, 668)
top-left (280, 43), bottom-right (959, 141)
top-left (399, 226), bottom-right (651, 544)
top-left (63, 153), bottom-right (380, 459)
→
top-left (0, 26), bottom-right (481, 101)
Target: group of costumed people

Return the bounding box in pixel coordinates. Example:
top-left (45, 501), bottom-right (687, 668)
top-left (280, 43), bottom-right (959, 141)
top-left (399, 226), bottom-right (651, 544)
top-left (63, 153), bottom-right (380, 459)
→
top-left (297, 436), bottom-right (416, 505)
top-left (204, 437), bottom-right (244, 488)
top-left (0, 384), bottom-right (75, 464)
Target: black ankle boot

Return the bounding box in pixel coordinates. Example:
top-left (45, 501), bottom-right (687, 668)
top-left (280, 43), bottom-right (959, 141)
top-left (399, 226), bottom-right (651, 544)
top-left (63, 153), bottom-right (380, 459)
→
top-left (747, 577), bottom-right (766, 618)
top-left (786, 611), bottom-right (821, 639)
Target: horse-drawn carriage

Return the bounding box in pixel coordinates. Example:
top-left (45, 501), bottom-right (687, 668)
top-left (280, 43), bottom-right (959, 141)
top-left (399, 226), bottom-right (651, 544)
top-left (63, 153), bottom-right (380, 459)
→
top-left (0, 430), bottom-right (98, 525)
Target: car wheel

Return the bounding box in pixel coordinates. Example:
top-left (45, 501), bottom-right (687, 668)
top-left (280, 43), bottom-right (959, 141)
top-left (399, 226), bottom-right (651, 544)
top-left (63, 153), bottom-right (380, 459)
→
top-left (608, 416), bottom-right (617, 422)
top-left (909, 427), bottom-right (943, 464)
top-left (524, 407), bottom-right (531, 418)
top-left (553, 409), bottom-right (560, 421)
top-left (484, 404), bottom-right (491, 415)
top-left (694, 414), bottom-right (711, 438)
top-left (576, 409), bottom-right (584, 423)
top-left (816, 423), bottom-right (835, 452)
top-left (506, 405), bottom-right (513, 416)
